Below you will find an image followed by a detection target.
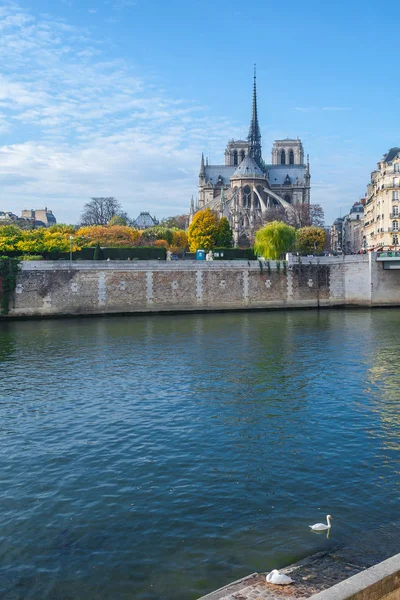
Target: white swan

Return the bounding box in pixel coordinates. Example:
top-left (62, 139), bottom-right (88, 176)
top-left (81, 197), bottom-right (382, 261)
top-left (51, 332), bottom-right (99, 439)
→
top-left (309, 514), bottom-right (332, 531)
top-left (266, 569), bottom-right (294, 585)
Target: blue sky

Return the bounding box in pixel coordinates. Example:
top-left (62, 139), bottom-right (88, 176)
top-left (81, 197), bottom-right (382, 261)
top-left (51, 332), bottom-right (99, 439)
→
top-left (0, 0), bottom-right (399, 225)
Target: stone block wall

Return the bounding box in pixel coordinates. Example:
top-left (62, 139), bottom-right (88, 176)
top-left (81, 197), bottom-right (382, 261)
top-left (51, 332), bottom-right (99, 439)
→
top-left (3, 255), bottom-right (400, 318)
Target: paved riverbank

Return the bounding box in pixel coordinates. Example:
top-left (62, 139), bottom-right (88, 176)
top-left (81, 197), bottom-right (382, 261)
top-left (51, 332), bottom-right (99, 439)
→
top-left (198, 521), bottom-right (400, 600)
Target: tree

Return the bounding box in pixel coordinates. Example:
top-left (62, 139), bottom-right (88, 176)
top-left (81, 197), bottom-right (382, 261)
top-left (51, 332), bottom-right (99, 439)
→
top-left (215, 217), bottom-right (233, 248)
top-left (0, 225), bottom-right (23, 252)
top-left (172, 229), bottom-right (188, 250)
top-left (76, 225), bottom-right (142, 247)
top-left (93, 242), bottom-right (105, 260)
top-left (254, 221), bottom-right (296, 259)
top-left (187, 208), bottom-right (219, 251)
top-left (80, 197), bottom-right (123, 226)
top-left (296, 226), bottom-right (326, 255)
top-left (108, 214), bottom-right (128, 226)
top-left (310, 204), bottom-right (325, 227)
top-left (263, 205), bottom-right (290, 225)
top-left (292, 204), bottom-right (325, 228)
top-left (160, 215), bottom-right (188, 230)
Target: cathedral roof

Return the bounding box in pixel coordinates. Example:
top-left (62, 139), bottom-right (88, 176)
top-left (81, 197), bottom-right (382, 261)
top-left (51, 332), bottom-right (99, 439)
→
top-left (204, 165), bottom-right (235, 186)
top-left (231, 156), bottom-right (265, 179)
top-left (267, 165), bottom-right (306, 185)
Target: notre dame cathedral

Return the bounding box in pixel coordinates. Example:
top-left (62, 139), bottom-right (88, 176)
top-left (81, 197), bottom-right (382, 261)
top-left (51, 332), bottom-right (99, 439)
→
top-left (189, 69), bottom-right (311, 246)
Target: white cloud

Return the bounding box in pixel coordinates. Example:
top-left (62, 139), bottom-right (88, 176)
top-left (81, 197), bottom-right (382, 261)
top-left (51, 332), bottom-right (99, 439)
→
top-left (0, 2), bottom-right (232, 223)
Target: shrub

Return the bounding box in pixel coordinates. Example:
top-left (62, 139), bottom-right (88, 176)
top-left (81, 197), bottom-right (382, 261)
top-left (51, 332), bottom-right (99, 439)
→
top-left (93, 242), bottom-right (105, 260)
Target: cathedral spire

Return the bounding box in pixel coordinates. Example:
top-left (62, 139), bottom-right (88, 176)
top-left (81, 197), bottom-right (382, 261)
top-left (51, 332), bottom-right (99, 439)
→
top-left (248, 64), bottom-right (262, 166)
top-left (200, 152), bottom-right (205, 176)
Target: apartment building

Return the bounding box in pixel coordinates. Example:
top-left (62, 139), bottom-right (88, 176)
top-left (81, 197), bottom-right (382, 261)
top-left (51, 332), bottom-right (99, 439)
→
top-left (364, 148), bottom-right (400, 250)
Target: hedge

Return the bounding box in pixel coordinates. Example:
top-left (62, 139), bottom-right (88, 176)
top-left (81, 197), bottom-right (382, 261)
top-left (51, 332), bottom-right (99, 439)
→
top-left (2, 247), bottom-right (167, 261)
top-left (212, 247), bottom-right (256, 260)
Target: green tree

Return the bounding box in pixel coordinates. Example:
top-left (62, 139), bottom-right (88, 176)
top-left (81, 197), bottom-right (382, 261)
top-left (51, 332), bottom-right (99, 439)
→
top-left (296, 226), bottom-right (326, 255)
top-left (187, 208), bottom-right (219, 251)
top-left (160, 215), bottom-right (188, 230)
top-left (254, 221), bottom-right (296, 259)
top-left (93, 242), bottom-right (105, 260)
top-left (108, 214), bottom-right (128, 226)
top-left (215, 217), bottom-right (233, 248)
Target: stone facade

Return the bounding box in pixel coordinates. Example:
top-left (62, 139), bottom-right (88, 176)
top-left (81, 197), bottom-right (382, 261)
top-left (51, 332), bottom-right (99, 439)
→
top-left (364, 147), bottom-right (400, 251)
top-left (191, 71), bottom-right (311, 246)
top-left (20, 208), bottom-right (57, 227)
top-left (342, 201), bottom-right (365, 254)
top-left (4, 254), bottom-right (400, 318)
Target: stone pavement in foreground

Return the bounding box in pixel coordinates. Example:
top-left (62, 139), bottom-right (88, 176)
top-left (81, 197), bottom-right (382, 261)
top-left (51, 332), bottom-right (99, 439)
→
top-left (198, 521), bottom-right (400, 600)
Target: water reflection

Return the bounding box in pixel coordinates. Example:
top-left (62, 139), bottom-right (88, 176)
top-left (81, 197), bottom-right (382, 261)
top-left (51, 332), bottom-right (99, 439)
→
top-left (1, 310), bottom-right (400, 599)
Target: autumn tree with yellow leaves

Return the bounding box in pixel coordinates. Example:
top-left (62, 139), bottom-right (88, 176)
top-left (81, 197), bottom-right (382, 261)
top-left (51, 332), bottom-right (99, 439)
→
top-left (187, 208), bottom-right (232, 252)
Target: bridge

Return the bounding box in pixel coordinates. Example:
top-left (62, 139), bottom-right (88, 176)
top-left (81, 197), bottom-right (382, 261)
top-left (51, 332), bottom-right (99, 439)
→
top-left (376, 251), bottom-right (400, 269)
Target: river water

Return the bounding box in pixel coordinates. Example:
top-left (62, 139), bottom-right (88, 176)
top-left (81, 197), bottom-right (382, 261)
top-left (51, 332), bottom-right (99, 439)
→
top-left (1, 310), bottom-right (400, 599)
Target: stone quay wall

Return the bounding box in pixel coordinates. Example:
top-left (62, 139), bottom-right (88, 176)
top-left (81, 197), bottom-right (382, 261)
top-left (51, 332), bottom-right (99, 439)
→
top-left (4, 253), bottom-right (400, 318)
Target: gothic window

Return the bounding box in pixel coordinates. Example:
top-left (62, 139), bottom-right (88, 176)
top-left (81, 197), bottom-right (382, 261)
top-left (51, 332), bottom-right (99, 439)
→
top-left (289, 150), bottom-right (294, 165)
top-left (233, 150), bottom-right (238, 166)
top-left (243, 186), bottom-right (252, 208)
top-left (280, 150), bottom-right (286, 165)
top-left (284, 194), bottom-right (291, 204)
top-left (240, 150), bottom-right (245, 162)
top-left (393, 220), bottom-right (399, 231)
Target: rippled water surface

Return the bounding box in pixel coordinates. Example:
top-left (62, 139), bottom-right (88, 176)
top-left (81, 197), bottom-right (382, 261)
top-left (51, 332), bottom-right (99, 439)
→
top-left (1, 310), bottom-right (400, 599)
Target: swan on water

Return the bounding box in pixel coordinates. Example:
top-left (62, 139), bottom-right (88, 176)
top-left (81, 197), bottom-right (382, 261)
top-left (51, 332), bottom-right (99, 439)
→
top-left (309, 514), bottom-right (332, 531)
top-left (266, 569), bottom-right (294, 585)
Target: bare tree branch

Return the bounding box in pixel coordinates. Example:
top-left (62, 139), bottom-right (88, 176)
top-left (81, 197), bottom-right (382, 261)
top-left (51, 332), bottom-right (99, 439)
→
top-left (80, 197), bottom-right (124, 226)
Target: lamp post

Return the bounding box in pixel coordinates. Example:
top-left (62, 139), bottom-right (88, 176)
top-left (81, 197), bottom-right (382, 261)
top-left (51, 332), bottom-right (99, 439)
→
top-left (69, 235), bottom-right (74, 266)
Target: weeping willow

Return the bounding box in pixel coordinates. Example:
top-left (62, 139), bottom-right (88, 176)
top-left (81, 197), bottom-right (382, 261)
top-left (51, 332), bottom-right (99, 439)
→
top-left (254, 221), bottom-right (296, 260)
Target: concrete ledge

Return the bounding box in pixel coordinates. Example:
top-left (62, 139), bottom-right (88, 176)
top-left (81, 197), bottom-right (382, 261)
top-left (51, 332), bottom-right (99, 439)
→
top-left (309, 552), bottom-right (400, 600)
top-left (20, 260), bottom-right (262, 271)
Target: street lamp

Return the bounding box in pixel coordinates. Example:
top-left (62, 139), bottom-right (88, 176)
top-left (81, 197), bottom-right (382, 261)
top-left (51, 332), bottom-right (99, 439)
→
top-left (69, 235), bottom-right (74, 265)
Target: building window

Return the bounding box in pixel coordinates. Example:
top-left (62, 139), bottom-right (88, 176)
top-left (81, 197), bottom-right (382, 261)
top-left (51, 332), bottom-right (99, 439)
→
top-left (394, 177), bottom-right (399, 187)
top-left (393, 191), bottom-right (399, 200)
top-left (394, 164), bottom-right (399, 173)
top-left (280, 150), bottom-right (286, 165)
top-left (240, 150), bottom-right (245, 162)
top-left (393, 206), bottom-right (399, 217)
top-left (284, 194), bottom-right (291, 204)
top-left (289, 150), bottom-right (294, 165)
top-left (243, 186), bottom-right (252, 208)
top-left (233, 150), bottom-right (238, 166)
top-left (393, 220), bottom-right (399, 231)
top-left (393, 235), bottom-right (399, 246)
